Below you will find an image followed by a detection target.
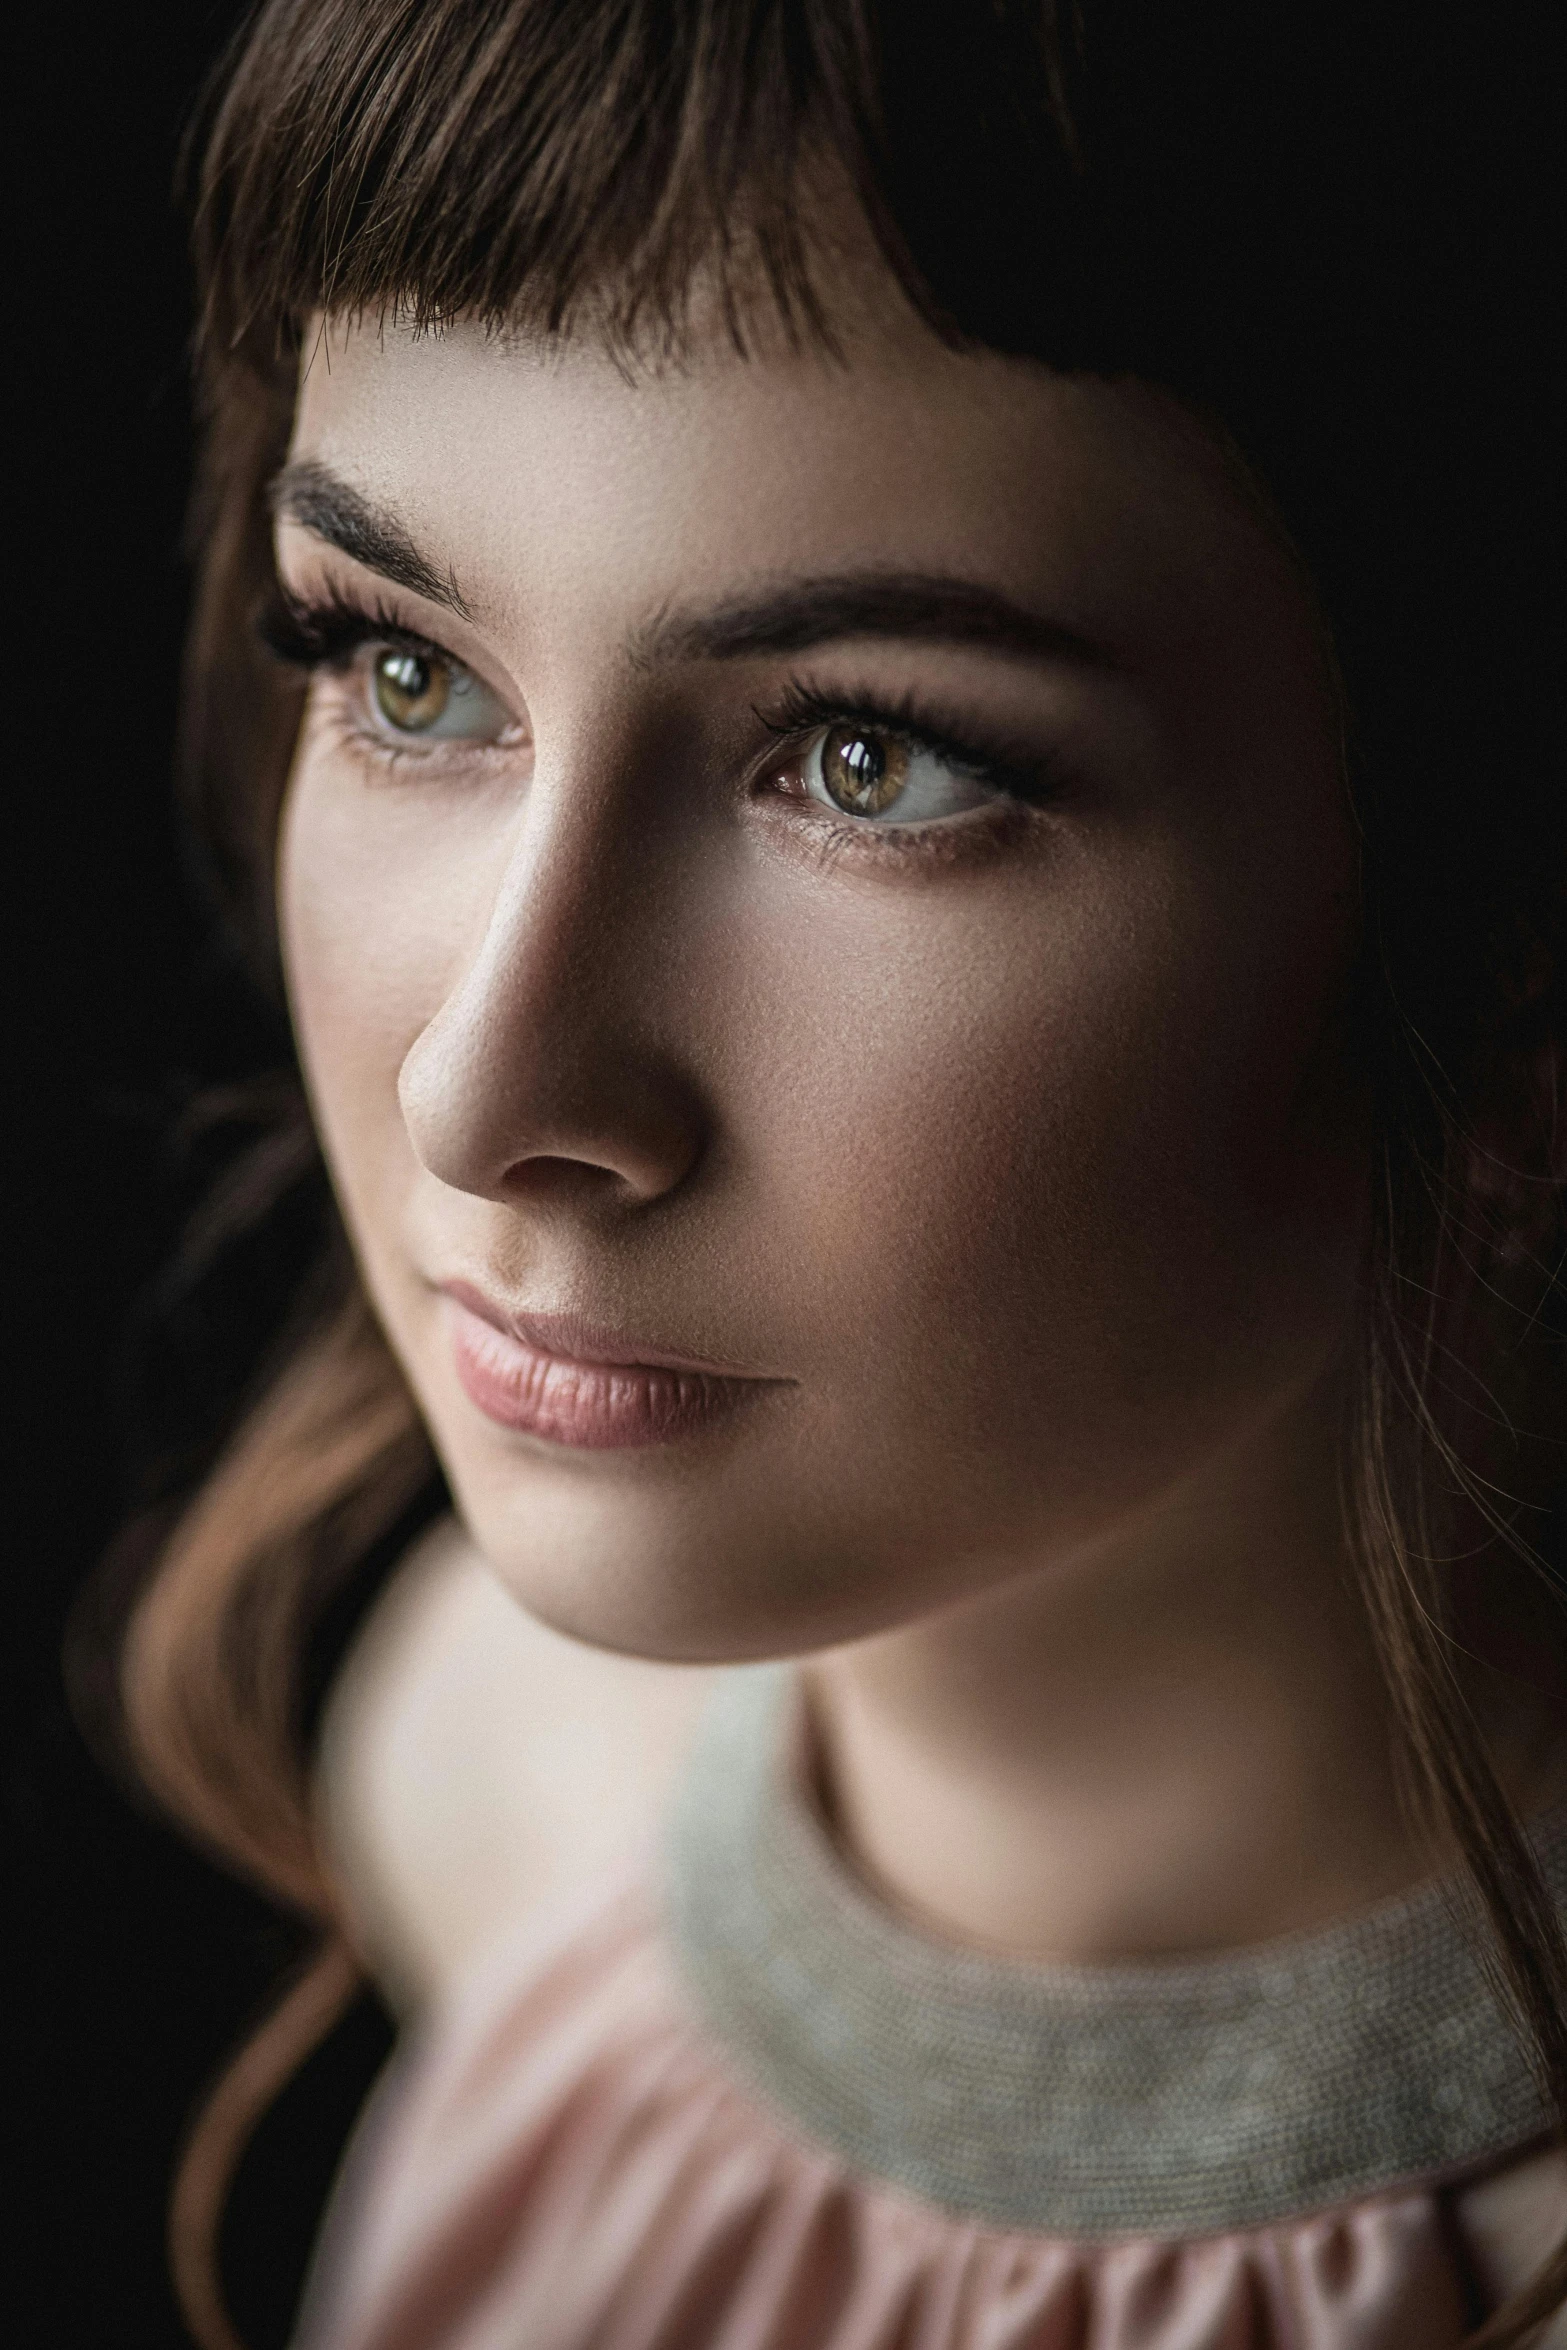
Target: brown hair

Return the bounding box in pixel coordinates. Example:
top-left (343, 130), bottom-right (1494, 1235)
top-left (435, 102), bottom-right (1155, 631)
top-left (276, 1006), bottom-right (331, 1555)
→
top-left (109, 3), bottom-right (1566, 2343)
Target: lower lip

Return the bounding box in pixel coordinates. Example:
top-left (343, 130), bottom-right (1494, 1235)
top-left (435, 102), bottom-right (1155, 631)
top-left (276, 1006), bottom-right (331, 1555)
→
top-left (446, 1300), bottom-right (762, 1449)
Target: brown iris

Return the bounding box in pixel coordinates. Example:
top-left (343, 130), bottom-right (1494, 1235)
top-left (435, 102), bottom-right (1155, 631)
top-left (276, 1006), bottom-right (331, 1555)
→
top-left (374, 648), bottom-right (451, 732)
top-left (819, 726), bottom-right (911, 816)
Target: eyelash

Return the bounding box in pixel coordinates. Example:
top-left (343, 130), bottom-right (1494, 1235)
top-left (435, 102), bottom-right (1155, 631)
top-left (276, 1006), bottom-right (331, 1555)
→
top-left (259, 587), bottom-right (447, 675)
top-left (752, 677), bottom-right (1057, 810)
top-left (260, 588), bottom-right (1064, 821)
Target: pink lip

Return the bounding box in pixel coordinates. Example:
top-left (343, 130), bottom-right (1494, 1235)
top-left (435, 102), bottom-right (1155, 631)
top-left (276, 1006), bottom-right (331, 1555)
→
top-left (439, 1282), bottom-right (780, 1449)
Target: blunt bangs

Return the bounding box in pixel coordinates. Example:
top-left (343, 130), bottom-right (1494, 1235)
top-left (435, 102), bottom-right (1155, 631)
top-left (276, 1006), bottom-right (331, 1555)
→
top-left (191, 0), bottom-right (1097, 370)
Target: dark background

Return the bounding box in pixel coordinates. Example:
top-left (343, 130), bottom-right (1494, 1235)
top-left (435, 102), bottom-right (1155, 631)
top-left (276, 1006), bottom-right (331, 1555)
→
top-left (10, 10), bottom-right (392, 2345)
top-left (1, 9), bottom-right (1559, 2349)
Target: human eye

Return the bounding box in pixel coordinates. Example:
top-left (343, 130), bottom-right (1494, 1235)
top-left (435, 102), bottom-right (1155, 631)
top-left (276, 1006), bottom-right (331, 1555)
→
top-left (757, 681), bottom-right (1053, 832)
top-left (800, 723), bottom-right (998, 825)
top-left (261, 589), bottom-right (518, 752)
top-left (359, 644), bottom-right (512, 743)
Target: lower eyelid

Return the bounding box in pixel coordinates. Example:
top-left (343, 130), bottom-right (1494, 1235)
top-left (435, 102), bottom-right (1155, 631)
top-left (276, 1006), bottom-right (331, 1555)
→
top-left (772, 787), bottom-right (1038, 863)
top-left (307, 689), bottom-right (470, 766)
top-left (815, 808), bottom-right (1038, 875)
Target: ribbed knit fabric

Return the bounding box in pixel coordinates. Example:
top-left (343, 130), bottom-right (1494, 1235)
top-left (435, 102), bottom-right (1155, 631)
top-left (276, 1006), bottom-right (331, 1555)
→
top-left (665, 1664), bottom-right (1567, 2239)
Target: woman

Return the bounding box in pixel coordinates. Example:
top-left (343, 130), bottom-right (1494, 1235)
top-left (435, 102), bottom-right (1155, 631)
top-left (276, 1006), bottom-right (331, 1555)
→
top-left (116, 1), bottom-right (1566, 2343)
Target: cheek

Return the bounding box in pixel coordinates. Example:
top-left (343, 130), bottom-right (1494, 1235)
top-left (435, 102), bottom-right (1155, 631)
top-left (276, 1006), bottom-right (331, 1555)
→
top-left (728, 830), bottom-right (1364, 1511)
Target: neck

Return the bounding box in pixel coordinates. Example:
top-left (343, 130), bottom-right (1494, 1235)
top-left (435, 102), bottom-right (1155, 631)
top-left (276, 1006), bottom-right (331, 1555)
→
top-left (804, 1371), bottom-right (1441, 1962)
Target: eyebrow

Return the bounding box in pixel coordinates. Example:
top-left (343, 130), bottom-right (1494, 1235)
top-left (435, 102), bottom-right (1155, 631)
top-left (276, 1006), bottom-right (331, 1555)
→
top-left (271, 460), bottom-right (471, 619)
top-left (630, 574), bottom-right (1115, 673)
top-left (272, 458), bottom-right (1110, 675)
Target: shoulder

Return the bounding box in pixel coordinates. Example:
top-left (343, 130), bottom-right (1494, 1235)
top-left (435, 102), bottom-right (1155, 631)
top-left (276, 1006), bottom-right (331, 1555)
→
top-left (314, 1518), bottom-right (720, 2013)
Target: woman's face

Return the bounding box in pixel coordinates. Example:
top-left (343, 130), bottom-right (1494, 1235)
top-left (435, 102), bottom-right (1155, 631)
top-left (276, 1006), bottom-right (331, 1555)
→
top-left (277, 302), bottom-right (1364, 1660)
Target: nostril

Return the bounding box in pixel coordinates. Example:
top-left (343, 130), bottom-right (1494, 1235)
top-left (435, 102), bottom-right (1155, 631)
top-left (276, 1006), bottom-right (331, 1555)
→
top-left (498, 1153), bottom-right (647, 1208)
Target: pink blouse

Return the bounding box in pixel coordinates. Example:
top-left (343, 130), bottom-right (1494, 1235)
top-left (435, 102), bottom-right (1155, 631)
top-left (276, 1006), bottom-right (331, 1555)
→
top-left (297, 1668), bottom-right (1567, 2349)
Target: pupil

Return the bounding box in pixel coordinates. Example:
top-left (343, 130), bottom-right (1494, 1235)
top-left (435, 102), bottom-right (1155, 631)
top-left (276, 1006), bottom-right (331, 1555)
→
top-left (843, 736), bottom-right (883, 791)
top-left (822, 725), bottom-right (908, 815)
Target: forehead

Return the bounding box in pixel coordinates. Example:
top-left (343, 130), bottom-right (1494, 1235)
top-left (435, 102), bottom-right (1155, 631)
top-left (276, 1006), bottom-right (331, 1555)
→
top-left (287, 316), bottom-right (1291, 662)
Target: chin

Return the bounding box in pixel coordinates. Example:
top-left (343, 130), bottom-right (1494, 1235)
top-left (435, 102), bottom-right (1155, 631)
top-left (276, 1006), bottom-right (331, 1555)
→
top-left (443, 1462), bottom-right (956, 1668)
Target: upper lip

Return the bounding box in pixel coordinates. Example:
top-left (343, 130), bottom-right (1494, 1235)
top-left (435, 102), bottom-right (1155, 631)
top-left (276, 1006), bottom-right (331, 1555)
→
top-left (438, 1278), bottom-right (785, 1382)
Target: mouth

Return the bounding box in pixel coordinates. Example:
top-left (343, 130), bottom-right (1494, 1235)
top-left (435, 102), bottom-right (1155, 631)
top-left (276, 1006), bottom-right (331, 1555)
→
top-left (437, 1280), bottom-right (786, 1450)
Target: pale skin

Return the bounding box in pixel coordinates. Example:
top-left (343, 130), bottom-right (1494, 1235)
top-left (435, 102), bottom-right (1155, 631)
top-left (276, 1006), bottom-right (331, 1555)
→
top-left (280, 290), bottom-right (1551, 2005)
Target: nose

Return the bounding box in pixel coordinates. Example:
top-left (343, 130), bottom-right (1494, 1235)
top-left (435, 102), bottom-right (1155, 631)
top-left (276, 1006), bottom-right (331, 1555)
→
top-left (397, 790), bottom-right (706, 1215)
